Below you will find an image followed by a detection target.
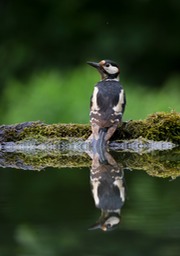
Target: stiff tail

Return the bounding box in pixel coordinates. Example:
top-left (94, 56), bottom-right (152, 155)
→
top-left (96, 128), bottom-right (108, 163)
top-left (96, 128), bottom-right (107, 149)
top-left (91, 128), bottom-right (108, 162)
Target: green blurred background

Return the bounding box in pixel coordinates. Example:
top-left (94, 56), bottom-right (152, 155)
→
top-left (0, 2), bottom-right (180, 255)
top-left (0, 0), bottom-right (180, 124)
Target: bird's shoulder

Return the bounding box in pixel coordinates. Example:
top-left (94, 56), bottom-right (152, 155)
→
top-left (95, 80), bottom-right (123, 98)
top-left (96, 80), bottom-right (123, 88)
top-left (96, 80), bottom-right (123, 94)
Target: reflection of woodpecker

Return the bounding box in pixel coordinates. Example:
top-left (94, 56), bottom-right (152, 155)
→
top-left (87, 59), bottom-right (126, 147)
top-left (89, 150), bottom-right (126, 231)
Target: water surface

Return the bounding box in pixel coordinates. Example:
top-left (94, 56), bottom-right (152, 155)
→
top-left (0, 147), bottom-right (180, 256)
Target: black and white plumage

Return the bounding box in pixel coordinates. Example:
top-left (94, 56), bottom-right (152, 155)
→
top-left (87, 60), bottom-right (126, 145)
top-left (89, 151), bottom-right (126, 231)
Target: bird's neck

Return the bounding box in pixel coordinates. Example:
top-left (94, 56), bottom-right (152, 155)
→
top-left (104, 77), bottom-right (119, 81)
top-left (101, 75), bottom-right (120, 82)
top-left (101, 72), bottom-right (120, 81)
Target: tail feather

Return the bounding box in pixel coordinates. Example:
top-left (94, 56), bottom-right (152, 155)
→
top-left (90, 128), bottom-right (108, 162)
top-left (96, 128), bottom-right (108, 163)
top-left (96, 128), bottom-right (107, 148)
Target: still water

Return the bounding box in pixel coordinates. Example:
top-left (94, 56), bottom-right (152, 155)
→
top-left (0, 146), bottom-right (180, 256)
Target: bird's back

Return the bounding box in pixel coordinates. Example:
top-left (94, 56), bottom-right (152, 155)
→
top-left (90, 80), bottom-right (126, 127)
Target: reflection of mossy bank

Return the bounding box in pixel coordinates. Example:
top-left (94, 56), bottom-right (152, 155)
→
top-left (0, 111), bottom-right (179, 144)
top-left (0, 146), bottom-right (179, 178)
top-left (113, 147), bottom-right (180, 179)
top-left (0, 150), bottom-right (90, 170)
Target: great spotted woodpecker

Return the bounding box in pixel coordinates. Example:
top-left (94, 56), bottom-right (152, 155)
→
top-left (87, 59), bottom-right (126, 147)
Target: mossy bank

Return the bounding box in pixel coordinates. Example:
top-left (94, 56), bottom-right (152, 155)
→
top-left (0, 111), bottom-right (179, 144)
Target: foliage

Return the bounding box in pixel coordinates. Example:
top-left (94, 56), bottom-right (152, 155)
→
top-left (0, 0), bottom-right (180, 87)
top-left (0, 68), bottom-right (180, 125)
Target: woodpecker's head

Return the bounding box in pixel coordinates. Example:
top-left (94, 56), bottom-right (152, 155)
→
top-left (87, 59), bottom-right (120, 81)
top-left (89, 212), bottom-right (120, 232)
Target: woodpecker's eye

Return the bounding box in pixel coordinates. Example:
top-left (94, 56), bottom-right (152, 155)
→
top-left (102, 60), bottom-right (119, 75)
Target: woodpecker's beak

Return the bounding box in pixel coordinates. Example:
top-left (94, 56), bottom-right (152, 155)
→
top-left (88, 223), bottom-right (108, 231)
top-left (88, 223), bottom-right (102, 230)
top-left (87, 61), bottom-right (100, 69)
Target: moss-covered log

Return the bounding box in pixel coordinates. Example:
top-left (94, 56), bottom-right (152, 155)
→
top-left (0, 111), bottom-right (179, 144)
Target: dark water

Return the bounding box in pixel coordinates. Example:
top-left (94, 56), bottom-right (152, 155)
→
top-left (0, 149), bottom-right (180, 256)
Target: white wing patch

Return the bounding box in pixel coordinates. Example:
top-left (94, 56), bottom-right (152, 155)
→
top-left (113, 179), bottom-right (125, 202)
top-left (91, 181), bottom-right (100, 206)
top-left (113, 90), bottom-right (124, 114)
top-left (91, 86), bottom-right (100, 111)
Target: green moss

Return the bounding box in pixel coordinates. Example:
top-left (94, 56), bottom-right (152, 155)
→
top-left (0, 111), bottom-right (179, 144)
top-left (21, 123), bottom-right (91, 140)
top-left (0, 122), bottom-right (91, 142)
top-left (123, 111), bottom-right (180, 144)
